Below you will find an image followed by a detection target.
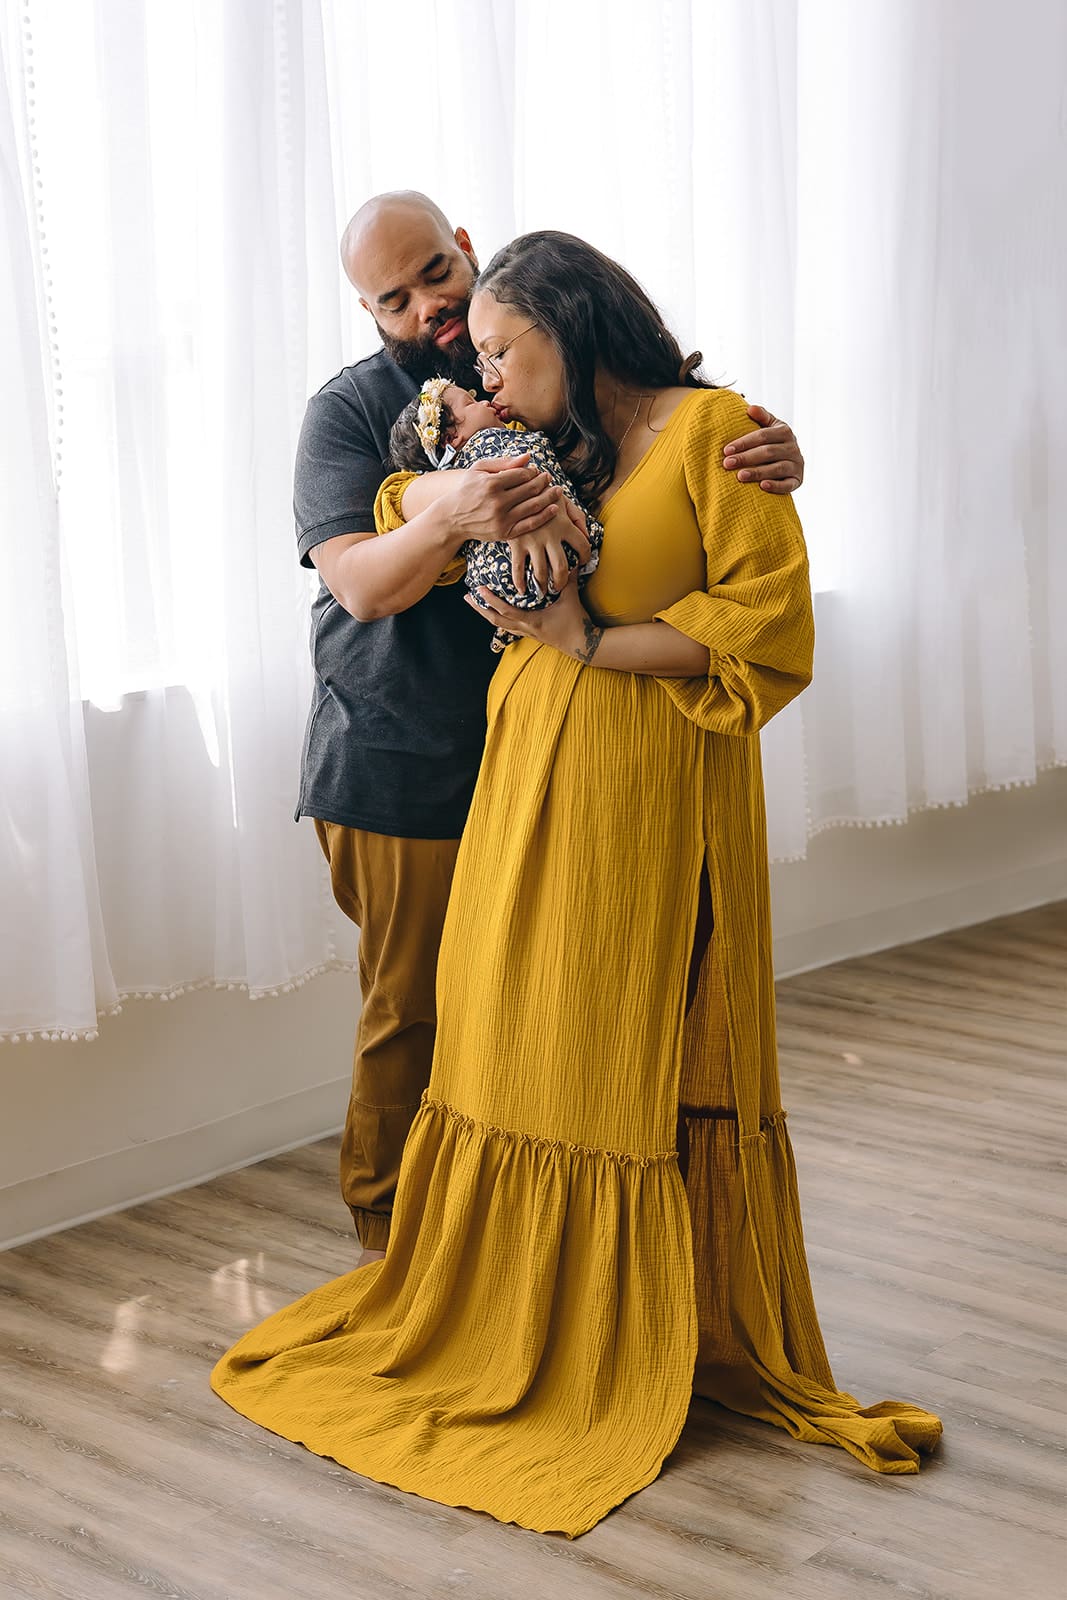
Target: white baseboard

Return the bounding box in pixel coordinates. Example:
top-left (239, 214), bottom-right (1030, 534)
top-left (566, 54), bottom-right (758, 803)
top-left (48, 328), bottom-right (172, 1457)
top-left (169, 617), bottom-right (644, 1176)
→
top-left (0, 1076), bottom-right (348, 1253)
top-left (773, 859), bottom-right (1067, 979)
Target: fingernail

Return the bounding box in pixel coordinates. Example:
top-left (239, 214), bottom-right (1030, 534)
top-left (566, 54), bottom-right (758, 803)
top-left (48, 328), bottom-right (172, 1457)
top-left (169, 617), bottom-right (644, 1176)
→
top-left (737, 471), bottom-right (752, 482)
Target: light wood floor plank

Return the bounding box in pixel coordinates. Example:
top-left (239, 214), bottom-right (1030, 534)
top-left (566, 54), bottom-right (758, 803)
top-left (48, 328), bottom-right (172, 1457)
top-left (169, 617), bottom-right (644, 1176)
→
top-left (1, 902), bottom-right (1064, 1598)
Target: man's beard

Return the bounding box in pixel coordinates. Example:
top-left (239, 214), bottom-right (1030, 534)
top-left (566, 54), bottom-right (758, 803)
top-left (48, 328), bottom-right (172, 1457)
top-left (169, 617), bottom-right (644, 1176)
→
top-left (378, 269), bottom-right (482, 389)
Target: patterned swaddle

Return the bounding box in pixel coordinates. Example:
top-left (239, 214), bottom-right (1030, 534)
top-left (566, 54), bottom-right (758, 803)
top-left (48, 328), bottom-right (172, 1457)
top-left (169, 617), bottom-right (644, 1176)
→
top-left (450, 427), bottom-right (603, 653)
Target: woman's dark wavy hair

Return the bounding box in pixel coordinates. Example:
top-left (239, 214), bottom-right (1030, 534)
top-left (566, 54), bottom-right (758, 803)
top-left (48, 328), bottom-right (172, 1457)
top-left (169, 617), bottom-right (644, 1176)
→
top-left (475, 230), bottom-right (715, 506)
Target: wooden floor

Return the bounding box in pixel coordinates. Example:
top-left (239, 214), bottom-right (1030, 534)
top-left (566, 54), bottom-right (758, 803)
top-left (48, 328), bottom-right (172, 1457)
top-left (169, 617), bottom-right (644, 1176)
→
top-left (1, 904), bottom-right (1064, 1600)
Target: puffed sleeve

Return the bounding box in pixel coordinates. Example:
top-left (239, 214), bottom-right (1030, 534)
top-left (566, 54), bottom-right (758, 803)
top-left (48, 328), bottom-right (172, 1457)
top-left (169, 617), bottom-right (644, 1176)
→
top-left (372, 471), bottom-right (466, 587)
top-left (652, 390), bottom-right (814, 736)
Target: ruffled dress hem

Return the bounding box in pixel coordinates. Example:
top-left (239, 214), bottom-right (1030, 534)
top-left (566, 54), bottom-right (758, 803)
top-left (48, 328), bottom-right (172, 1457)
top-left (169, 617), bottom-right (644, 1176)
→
top-left (211, 1094), bottom-right (699, 1538)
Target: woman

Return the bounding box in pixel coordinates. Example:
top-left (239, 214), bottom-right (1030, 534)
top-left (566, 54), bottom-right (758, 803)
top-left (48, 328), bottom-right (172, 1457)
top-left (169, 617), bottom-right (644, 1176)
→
top-left (212, 233), bottom-right (941, 1537)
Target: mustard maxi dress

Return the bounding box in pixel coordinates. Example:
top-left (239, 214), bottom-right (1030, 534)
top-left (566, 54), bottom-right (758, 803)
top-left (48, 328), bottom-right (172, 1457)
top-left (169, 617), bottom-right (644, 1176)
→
top-left (211, 389), bottom-right (942, 1536)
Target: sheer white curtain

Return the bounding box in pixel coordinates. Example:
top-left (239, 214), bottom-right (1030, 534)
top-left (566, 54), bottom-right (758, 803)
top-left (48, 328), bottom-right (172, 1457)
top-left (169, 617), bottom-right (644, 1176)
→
top-left (0, 11), bottom-right (115, 1039)
top-left (2, 0), bottom-right (1064, 1040)
top-left (1, 0), bottom-right (358, 1042)
top-left (508, 0), bottom-right (1066, 857)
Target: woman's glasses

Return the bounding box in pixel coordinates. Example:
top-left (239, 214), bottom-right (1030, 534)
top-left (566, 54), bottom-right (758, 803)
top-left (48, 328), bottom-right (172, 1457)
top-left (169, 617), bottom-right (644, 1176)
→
top-left (474, 323), bottom-right (538, 385)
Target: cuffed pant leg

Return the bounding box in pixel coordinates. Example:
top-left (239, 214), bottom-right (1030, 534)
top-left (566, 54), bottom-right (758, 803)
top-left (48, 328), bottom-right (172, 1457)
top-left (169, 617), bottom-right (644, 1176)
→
top-left (314, 820), bottom-right (460, 1250)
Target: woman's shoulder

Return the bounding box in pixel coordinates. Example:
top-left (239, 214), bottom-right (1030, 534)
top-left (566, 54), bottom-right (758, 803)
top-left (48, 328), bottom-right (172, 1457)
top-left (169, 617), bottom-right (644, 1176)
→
top-left (675, 386), bottom-right (751, 445)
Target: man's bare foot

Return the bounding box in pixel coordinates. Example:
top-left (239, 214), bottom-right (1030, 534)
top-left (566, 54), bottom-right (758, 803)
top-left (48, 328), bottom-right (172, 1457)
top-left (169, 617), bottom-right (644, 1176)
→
top-left (356, 1246), bottom-right (386, 1269)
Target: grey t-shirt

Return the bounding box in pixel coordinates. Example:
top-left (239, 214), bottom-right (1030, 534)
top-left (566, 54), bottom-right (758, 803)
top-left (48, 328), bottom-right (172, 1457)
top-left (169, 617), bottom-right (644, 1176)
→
top-left (294, 350), bottom-right (496, 838)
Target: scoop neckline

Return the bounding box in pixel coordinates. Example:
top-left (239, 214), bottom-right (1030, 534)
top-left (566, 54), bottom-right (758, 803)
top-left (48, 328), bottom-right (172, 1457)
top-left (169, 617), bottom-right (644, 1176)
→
top-left (598, 389), bottom-right (706, 518)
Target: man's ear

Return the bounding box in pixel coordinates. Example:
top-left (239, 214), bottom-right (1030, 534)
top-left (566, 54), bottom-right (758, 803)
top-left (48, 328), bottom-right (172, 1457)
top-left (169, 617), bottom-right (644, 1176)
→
top-left (358, 297), bottom-right (372, 315)
top-left (455, 227), bottom-right (478, 269)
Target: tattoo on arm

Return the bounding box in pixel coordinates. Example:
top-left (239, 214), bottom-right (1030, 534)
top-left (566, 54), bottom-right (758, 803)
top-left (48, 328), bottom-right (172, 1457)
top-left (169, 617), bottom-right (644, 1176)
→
top-left (575, 617), bottom-right (604, 664)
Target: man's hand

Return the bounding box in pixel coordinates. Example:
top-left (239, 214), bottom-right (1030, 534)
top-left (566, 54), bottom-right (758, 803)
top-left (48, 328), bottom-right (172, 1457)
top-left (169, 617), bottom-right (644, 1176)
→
top-left (441, 454), bottom-right (565, 544)
top-left (722, 404), bottom-right (804, 494)
top-left (505, 499), bottom-right (592, 596)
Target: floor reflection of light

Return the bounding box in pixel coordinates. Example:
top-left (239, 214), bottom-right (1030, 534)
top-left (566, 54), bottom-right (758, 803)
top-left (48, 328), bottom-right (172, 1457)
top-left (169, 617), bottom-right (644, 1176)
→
top-left (210, 1254), bottom-right (275, 1322)
top-left (100, 1294), bottom-right (151, 1373)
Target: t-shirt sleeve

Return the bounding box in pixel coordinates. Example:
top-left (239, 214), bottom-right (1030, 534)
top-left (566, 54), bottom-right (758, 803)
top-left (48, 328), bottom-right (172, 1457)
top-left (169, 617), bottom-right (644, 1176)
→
top-left (652, 390), bottom-right (814, 737)
top-left (294, 387), bottom-right (386, 568)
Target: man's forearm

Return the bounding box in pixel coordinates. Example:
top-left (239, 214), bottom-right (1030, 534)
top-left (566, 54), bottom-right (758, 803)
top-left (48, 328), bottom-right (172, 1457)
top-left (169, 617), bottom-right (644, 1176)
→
top-left (401, 471), bottom-right (455, 521)
top-left (334, 505), bottom-right (463, 620)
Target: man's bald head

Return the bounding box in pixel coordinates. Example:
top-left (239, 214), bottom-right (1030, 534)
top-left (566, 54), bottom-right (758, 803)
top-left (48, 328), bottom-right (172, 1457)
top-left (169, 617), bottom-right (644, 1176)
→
top-left (341, 191), bottom-right (458, 293)
top-left (340, 190), bottom-right (481, 385)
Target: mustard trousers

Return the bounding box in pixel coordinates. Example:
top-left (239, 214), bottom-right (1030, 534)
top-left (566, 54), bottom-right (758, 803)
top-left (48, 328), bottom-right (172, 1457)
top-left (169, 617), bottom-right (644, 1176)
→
top-left (315, 821), bottom-right (461, 1250)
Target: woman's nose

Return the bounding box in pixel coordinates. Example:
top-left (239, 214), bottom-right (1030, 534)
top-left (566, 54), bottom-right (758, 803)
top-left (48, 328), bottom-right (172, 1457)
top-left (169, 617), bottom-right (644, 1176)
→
top-left (480, 363), bottom-right (502, 391)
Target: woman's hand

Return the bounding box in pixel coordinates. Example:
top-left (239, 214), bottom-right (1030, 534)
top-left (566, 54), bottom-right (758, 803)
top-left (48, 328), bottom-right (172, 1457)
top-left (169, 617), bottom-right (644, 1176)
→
top-left (722, 404), bottom-right (804, 494)
top-left (464, 573), bottom-right (604, 663)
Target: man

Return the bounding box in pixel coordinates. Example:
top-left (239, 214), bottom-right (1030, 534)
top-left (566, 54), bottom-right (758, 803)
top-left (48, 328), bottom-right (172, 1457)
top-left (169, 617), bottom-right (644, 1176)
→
top-left (296, 191), bottom-right (805, 1265)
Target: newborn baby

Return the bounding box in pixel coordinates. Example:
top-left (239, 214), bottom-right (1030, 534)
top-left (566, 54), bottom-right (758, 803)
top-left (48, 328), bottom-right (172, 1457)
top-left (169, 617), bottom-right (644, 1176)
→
top-left (385, 378), bottom-right (603, 653)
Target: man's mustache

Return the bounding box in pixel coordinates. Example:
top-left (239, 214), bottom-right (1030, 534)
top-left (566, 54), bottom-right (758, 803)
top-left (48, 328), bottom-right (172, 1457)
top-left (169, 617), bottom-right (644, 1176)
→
top-left (427, 302), bottom-right (470, 336)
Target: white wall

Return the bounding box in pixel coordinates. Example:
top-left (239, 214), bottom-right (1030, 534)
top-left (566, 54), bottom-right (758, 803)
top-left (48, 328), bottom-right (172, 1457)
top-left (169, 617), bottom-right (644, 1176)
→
top-left (0, 972), bottom-right (359, 1249)
top-left (1, 768), bottom-right (1063, 1250)
top-left (771, 769), bottom-right (1067, 974)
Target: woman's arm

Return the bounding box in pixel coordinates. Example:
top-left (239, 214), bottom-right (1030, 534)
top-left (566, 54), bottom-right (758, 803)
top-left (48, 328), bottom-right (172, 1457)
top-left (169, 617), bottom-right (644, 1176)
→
top-left (653, 391), bottom-right (814, 734)
top-left (466, 581), bottom-right (709, 676)
top-left (468, 392), bottom-right (814, 731)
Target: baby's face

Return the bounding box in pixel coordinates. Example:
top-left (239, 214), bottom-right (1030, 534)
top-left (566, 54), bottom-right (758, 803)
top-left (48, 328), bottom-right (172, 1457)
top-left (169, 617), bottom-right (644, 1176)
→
top-left (443, 386), bottom-right (503, 446)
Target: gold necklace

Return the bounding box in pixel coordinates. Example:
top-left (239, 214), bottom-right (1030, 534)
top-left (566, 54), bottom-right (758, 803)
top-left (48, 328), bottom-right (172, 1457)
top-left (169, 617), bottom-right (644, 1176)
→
top-left (616, 389), bottom-right (652, 452)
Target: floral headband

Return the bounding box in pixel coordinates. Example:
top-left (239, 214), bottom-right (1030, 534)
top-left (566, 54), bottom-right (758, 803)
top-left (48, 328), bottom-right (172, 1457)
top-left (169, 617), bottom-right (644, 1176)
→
top-left (415, 377), bottom-right (458, 469)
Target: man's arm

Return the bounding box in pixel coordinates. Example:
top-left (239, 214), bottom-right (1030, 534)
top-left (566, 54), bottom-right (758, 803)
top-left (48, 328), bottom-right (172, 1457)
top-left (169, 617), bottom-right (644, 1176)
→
top-left (297, 382), bottom-right (567, 621)
top-left (310, 516), bottom-right (455, 624)
top-left (395, 455), bottom-right (594, 602)
top-left (316, 460), bottom-right (574, 621)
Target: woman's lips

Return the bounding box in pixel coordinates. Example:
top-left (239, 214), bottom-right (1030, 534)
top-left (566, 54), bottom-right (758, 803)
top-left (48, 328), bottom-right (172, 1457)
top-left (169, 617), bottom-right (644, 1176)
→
top-left (491, 403), bottom-right (510, 421)
top-left (433, 317), bottom-right (465, 346)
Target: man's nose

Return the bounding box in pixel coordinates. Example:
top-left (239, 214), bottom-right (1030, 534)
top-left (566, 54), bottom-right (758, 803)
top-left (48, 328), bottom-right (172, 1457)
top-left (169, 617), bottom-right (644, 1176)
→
top-left (417, 293), bottom-right (450, 328)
